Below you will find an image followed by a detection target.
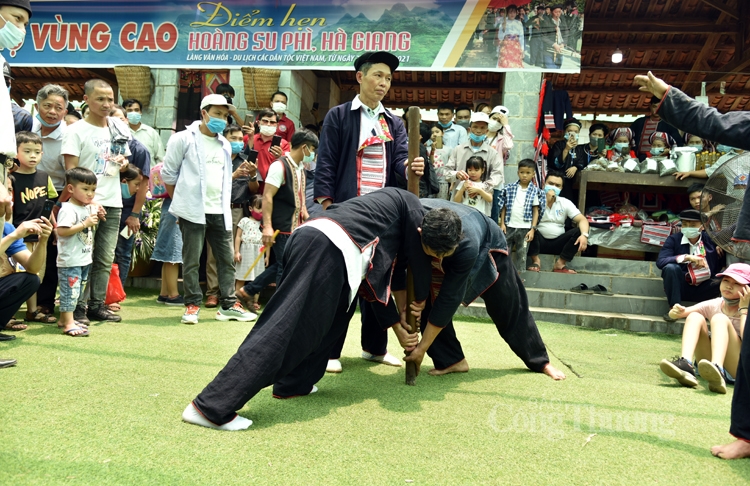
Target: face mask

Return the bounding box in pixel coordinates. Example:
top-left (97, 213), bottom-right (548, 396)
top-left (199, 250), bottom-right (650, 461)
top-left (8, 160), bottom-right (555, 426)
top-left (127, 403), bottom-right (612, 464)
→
top-left (205, 116), bottom-right (227, 134)
top-left (456, 120), bottom-right (470, 130)
top-left (723, 296), bottom-right (741, 306)
top-left (437, 120), bottom-right (452, 129)
top-left (121, 182), bottom-right (132, 198)
top-left (272, 102), bottom-right (286, 114)
top-left (681, 227), bottom-right (701, 239)
top-left (469, 132), bottom-right (486, 144)
top-left (689, 144), bottom-right (704, 152)
top-left (259, 125), bottom-right (276, 137)
top-left (544, 185), bottom-right (561, 197)
top-left (303, 147), bottom-right (315, 164)
top-left (35, 113), bottom-right (61, 129)
top-left (717, 144), bottom-right (733, 153)
top-left (615, 142), bottom-right (629, 153)
top-left (651, 147), bottom-right (664, 156)
top-left (589, 136), bottom-right (600, 146)
top-left (6, 85), bottom-right (9, 93)
top-left (488, 120), bottom-right (503, 132)
top-left (0, 14), bottom-right (26, 49)
top-left (126, 112), bottom-right (142, 125)
top-left (251, 209), bottom-right (262, 221)
top-left (230, 141), bottom-right (244, 154)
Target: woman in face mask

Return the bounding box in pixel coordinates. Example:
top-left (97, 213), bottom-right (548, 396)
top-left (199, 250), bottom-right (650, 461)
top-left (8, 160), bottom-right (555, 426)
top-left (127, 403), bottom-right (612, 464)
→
top-left (606, 127), bottom-right (636, 162)
top-left (487, 105), bottom-right (514, 164)
top-left (548, 117), bottom-right (589, 201)
top-left (647, 131), bottom-right (675, 159)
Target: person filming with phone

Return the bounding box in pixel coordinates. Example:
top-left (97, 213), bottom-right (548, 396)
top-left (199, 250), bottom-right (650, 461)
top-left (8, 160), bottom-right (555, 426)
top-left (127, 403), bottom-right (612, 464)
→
top-left (245, 108), bottom-right (290, 194)
top-left (548, 118), bottom-right (606, 201)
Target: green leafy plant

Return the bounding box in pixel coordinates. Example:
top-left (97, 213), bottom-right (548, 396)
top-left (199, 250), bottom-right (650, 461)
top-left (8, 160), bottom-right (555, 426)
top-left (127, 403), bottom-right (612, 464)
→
top-left (130, 197), bottom-right (162, 269)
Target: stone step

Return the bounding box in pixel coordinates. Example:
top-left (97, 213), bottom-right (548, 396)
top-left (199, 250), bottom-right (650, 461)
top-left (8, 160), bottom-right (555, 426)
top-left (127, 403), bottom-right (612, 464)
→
top-left (533, 254), bottom-right (659, 277)
top-left (521, 270), bottom-right (664, 297)
top-left (518, 287), bottom-right (670, 315)
top-left (455, 302), bottom-right (684, 335)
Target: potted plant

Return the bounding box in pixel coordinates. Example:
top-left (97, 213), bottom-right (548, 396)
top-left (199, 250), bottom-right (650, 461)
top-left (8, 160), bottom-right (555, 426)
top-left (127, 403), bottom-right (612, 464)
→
top-left (129, 197), bottom-right (162, 277)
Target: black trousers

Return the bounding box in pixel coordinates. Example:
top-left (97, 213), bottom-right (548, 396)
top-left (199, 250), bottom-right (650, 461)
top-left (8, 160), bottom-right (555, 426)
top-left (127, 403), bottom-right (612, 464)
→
top-left (192, 227), bottom-right (355, 425)
top-left (242, 233), bottom-right (289, 294)
top-left (423, 251), bottom-right (550, 373)
top-left (1, 273), bottom-right (40, 327)
top-left (328, 297), bottom-right (389, 359)
top-left (527, 227), bottom-right (581, 263)
top-left (661, 263), bottom-right (720, 307)
top-left (730, 326), bottom-right (750, 441)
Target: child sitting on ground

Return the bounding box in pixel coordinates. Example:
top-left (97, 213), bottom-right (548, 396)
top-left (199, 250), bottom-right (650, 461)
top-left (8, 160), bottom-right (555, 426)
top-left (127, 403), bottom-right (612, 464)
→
top-left (9, 131), bottom-right (58, 327)
top-left (498, 158), bottom-right (543, 270)
top-left (233, 195), bottom-right (265, 311)
top-left (452, 156), bottom-right (492, 216)
top-left (56, 168), bottom-right (100, 337)
top-left (660, 262), bottom-right (749, 394)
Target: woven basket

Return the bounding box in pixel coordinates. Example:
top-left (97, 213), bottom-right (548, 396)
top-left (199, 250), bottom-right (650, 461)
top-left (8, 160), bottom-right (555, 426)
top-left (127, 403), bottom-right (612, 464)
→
top-left (241, 67), bottom-right (281, 110)
top-left (114, 66), bottom-right (153, 108)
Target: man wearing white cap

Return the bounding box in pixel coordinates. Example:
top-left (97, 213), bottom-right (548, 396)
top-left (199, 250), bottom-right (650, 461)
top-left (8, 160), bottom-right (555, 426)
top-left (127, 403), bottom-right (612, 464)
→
top-left (161, 94), bottom-right (256, 325)
top-left (443, 111), bottom-right (502, 209)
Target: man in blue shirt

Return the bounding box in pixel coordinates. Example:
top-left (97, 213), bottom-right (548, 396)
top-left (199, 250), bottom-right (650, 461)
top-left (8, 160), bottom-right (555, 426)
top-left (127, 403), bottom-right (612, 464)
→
top-left (435, 102), bottom-right (468, 150)
top-left (0, 217), bottom-right (53, 367)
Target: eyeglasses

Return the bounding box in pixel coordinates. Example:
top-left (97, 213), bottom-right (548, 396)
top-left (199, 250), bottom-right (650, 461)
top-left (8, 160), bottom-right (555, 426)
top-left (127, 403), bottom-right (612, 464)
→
top-left (259, 119), bottom-right (278, 126)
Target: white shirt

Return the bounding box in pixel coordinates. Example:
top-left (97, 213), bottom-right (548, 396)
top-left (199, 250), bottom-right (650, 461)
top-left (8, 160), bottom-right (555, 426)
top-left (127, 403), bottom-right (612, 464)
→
top-left (351, 95), bottom-right (387, 168)
top-left (265, 153), bottom-right (304, 190)
top-left (61, 117), bottom-right (132, 208)
top-left (201, 134), bottom-right (225, 214)
top-left (455, 181), bottom-right (492, 216)
top-left (537, 196), bottom-right (580, 239)
top-left (131, 123), bottom-right (165, 165)
top-left (56, 202), bottom-right (94, 267)
top-left (508, 185), bottom-right (538, 228)
top-left (32, 117), bottom-right (67, 191)
top-left (0, 53), bottom-right (15, 158)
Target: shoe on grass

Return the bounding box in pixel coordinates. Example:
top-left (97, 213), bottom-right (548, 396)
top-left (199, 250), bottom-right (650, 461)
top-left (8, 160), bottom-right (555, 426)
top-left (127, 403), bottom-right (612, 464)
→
top-left (182, 402), bottom-right (252, 431)
top-left (660, 356), bottom-right (698, 388)
top-left (215, 302), bottom-right (256, 322)
top-left (87, 306), bottom-right (122, 322)
top-left (157, 295), bottom-right (185, 306)
top-left (0, 358), bottom-right (17, 368)
top-left (182, 304), bottom-right (200, 325)
top-left (662, 312), bottom-right (677, 323)
top-left (74, 305), bottom-right (90, 326)
top-left (326, 359), bottom-right (342, 373)
top-left (361, 351), bottom-right (402, 367)
top-left (697, 360), bottom-right (727, 394)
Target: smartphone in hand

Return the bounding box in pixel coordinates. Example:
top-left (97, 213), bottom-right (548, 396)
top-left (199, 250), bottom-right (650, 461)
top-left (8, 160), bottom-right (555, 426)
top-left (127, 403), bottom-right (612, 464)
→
top-left (246, 149), bottom-right (259, 163)
top-left (40, 199), bottom-right (55, 220)
top-left (271, 135), bottom-right (282, 147)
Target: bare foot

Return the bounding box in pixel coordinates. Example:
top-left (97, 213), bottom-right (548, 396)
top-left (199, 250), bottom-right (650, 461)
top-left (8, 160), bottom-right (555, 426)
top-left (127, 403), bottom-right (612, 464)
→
top-left (429, 359), bottom-right (469, 376)
top-left (711, 439), bottom-right (750, 459)
top-left (543, 363), bottom-right (566, 380)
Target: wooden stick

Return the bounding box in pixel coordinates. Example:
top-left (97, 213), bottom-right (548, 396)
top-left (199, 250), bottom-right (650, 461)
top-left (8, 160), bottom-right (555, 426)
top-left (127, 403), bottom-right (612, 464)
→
top-left (405, 105), bottom-right (422, 386)
top-left (243, 229), bottom-right (280, 280)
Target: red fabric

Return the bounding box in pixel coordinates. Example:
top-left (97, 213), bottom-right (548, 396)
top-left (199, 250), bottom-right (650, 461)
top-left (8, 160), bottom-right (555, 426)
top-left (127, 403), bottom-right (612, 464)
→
top-left (498, 37), bottom-right (523, 68)
top-left (106, 264), bottom-right (126, 305)
top-left (275, 115), bottom-right (296, 143)
top-left (253, 133), bottom-right (291, 192)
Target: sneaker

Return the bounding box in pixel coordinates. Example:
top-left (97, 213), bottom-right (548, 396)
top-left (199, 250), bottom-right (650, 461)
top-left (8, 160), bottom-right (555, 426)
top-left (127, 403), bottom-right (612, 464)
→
top-left (87, 306), bottom-right (122, 322)
top-left (697, 360), bottom-right (727, 394)
top-left (662, 312), bottom-right (677, 323)
top-left (660, 356), bottom-right (698, 388)
top-left (182, 304), bottom-right (200, 325)
top-left (157, 295), bottom-right (185, 306)
top-left (74, 305), bottom-right (90, 326)
top-left (215, 302), bottom-right (257, 322)
top-left (361, 351), bottom-right (402, 367)
top-left (326, 359), bottom-right (342, 373)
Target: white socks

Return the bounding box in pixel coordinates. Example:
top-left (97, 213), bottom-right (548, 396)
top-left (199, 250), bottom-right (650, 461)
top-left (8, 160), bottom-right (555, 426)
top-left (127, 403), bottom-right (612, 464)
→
top-left (182, 402), bottom-right (252, 431)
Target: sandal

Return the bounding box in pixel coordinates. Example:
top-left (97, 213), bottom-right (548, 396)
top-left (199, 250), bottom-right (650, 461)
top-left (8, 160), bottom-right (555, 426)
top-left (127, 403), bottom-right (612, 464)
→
top-left (25, 310), bottom-right (57, 324)
top-left (252, 302), bottom-right (261, 312)
top-left (2, 319), bottom-right (28, 331)
top-left (107, 303), bottom-right (121, 312)
top-left (63, 326), bottom-right (89, 337)
top-left (590, 284), bottom-right (613, 295)
top-left (526, 263), bottom-right (541, 272)
top-left (569, 283), bottom-right (593, 294)
top-left (553, 267), bottom-right (577, 274)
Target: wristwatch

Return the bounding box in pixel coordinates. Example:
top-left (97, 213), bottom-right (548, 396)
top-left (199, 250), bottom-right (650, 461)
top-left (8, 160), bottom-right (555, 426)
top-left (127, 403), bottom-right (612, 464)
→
top-left (582, 232), bottom-right (590, 238)
top-left (531, 225), bottom-right (537, 230)
top-left (131, 212), bottom-right (141, 219)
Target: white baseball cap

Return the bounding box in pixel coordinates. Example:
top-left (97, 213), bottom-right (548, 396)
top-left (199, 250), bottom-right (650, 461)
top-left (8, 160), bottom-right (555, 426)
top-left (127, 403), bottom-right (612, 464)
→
top-left (200, 93), bottom-right (235, 111)
top-left (470, 111), bottom-right (490, 125)
top-left (491, 105), bottom-right (509, 116)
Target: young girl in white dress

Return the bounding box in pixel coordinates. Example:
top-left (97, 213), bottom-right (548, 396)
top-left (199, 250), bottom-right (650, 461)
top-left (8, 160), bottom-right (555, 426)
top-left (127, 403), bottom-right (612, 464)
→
top-left (234, 195), bottom-right (265, 311)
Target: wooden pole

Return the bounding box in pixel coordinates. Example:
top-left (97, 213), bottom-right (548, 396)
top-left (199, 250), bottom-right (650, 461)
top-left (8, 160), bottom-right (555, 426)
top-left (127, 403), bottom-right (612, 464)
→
top-left (405, 106), bottom-right (421, 386)
top-left (243, 229), bottom-right (280, 280)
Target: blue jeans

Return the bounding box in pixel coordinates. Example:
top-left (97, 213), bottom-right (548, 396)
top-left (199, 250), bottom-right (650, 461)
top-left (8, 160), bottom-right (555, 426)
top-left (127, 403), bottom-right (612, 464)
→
top-left (58, 265), bottom-right (91, 312)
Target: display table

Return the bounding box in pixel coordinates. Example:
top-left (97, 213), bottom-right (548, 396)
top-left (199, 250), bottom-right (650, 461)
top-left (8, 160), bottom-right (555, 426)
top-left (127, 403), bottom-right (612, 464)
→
top-left (589, 226), bottom-right (661, 252)
top-left (575, 171), bottom-right (704, 214)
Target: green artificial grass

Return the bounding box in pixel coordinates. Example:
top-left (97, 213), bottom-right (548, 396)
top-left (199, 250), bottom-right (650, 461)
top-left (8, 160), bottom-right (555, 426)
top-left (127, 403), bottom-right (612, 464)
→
top-left (2, 287), bottom-right (750, 484)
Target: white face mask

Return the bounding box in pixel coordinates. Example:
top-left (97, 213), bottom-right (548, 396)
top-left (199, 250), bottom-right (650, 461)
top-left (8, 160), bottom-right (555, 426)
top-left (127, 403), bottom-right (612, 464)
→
top-left (0, 14), bottom-right (25, 49)
top-left (488, 120), bottom-right (503, 132)
top-left (259, 125), bottom-right (276, 137)
top-left (272, 102), bottom-right (287, 114)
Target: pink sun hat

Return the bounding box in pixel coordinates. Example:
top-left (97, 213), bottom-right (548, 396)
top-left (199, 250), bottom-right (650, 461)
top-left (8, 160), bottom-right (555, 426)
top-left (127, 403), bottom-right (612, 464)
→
top-left (716, 263), bottom-right (750, 285)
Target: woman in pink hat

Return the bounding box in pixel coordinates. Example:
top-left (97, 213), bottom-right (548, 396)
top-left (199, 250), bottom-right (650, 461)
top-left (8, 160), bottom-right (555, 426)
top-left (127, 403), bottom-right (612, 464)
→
top-left (660, 263), bottom-right (749, 397)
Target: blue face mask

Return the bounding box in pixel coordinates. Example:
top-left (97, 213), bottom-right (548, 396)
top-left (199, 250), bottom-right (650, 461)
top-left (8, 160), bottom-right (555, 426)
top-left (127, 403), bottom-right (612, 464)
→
top-left (651, 147), bottom-right (664, 156)
top-left (35, 113), bottom-right (61, 129)
top-left (121, 182), bottom-right (132, 199)
top-left (303, 147), bottom-right (316, 164)
top-left (717, 144), bottom-right (733, 153)
top-left (681, 227), bottom-right (701, 239)
top-left (469, 132), bottom-right (486, 144)
top-left (689, 143), bottom-right (704, 152)
top-left (205, 116), bottom-right (227, 134)
top-left (230, 141), bottom-right (244, 154)
top-left (615, 142), bottom-right (630, 153)
top-left (437, 120), bottom-right (453, 129)
top-left (544, 185), bottom-right (561, 197)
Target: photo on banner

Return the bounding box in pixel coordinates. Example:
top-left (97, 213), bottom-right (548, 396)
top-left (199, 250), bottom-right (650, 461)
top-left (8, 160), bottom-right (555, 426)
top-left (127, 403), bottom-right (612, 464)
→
top-left (10, 0), bottom-right (581, 73)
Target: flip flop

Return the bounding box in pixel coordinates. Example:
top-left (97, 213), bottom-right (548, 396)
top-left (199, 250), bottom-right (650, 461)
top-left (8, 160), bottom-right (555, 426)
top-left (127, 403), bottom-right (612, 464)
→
top-left (63, 327), bottom-right (89, 337)
top-left (553, 267), bottom-right (577, 274)
top-left (590, 284), bottom-right (613, 295)
top-left (569, 283), bottom-right (593, 294)
top-left (526, 263), bottom-right (541, 272)
top-left (2, 320), bottom-right (28, 331)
